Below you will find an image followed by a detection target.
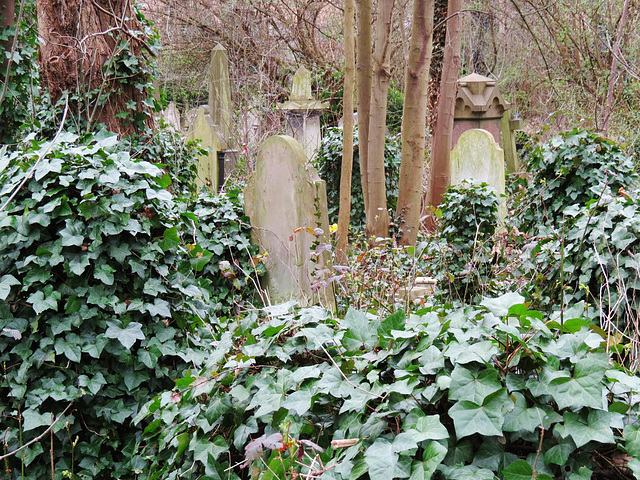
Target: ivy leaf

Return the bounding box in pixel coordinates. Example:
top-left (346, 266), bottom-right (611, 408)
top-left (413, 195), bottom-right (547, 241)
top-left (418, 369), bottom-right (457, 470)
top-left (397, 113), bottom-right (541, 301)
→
top-left (409, 442), bottom-right (447, 480)
top-left (449, 366), bottom-right (502, 403)
top-left (441, 464), bottom-right (497, 480)
top-left (547, 356), bottom-right (607, 410)
top-left (380, 310), bottom-right (405, 337)
top-left (27, 286), bottom-right (61, 315)
top-left (558, 410), bottom-right (614, 448)
top-left (0, 274), bottom-right (19, 300)
top-left (365, 439), bottom-right (398, 480)
top-left (190, 433), bottom-right (228, 464)
top-left (282, 389), bottom-right (313, 416)
top-left (104, 321), bottom-right (145, 350)
top-left (624, 424), bottom-right (640, 457)
top-left (449, 388), bottom-right (510, 438)
top-left (342, 308), bottom-right (377, 350)
top-left (501, 460), bottom-right (533, 480)
top-left (22, 408), bottom-right (51, 432)
top-left (94, 263), bottom-right (116, 285)
top-left (480, 292), bottom-right (525, 317)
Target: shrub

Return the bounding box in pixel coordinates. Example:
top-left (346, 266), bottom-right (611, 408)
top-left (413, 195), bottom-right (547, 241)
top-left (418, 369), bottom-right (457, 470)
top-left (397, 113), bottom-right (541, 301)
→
top-left (137, 295), bottom-right (640, 480)
top-left (515, 130), bottom-right (640, 344)
top-left (0, 130), bottom-right (260, 478)
top-left (315, 126), bottom-right (401, 228)
top-left (435, 181), bottom-right (500, 302)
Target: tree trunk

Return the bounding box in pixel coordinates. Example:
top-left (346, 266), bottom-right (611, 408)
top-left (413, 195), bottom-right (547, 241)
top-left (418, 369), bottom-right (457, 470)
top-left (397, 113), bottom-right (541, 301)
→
top-left (336, 0), bottom-right (356, 262)
top-left (366, 0), bottom-right (394, 243)
top-left (425, 0), bottom-right (461, 228)
top-left (356, 0), bottom-right (372, 215)
top-left (602, 0), bottom-right (630, 135)
top-left (36, 0), bottom-right (154, 135)
top-left (396, 0), bottom-right (435, 246)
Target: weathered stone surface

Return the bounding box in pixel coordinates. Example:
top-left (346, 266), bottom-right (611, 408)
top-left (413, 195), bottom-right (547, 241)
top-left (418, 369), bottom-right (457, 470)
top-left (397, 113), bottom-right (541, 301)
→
top-left (160, 102), bottom-right (181, 131)
top-left (186, 105), bottom-right (221, 192)
top-left (245, 135), bottom-right (335, 309)
top-left (278, 66), bottom-right (328, 161)
top-left (209, 43), bottom-right (232, 146)
top-left (501, 111), bottom-right (523, 173)
top-left (450, 128), bottom-right (506, 220)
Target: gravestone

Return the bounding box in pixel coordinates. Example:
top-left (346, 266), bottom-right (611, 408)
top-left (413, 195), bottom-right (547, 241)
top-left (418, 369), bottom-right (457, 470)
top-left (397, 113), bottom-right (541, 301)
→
top-left (501, 111), bottom-right (523, 173)
top-left (209, 43), bottom-right (232, 144)
top-left (450, 129), bottom-right (506, 220)
top-left (245, 135), bottom-right (335, 310)
top-left (186, 105), bottom-right (221, 192)
top-left (160, 102), bottom-right (181, 131)
top-left (278, 66), bottom-right (328, 161)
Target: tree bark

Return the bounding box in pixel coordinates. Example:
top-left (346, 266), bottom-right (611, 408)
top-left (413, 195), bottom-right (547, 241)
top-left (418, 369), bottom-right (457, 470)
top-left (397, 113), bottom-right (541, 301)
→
top-left (36, 0), bottom-right (154, 135)
top-left (425, 0), bottom-right (461, 229)
top-left (366, 0), bottom-right (394, 243)
top-left (602, 0), bottom-right (630, 135)
top-left (336, 0), bottom-right (356, 262)
top-left (356, 0), bottom-right (372, 215)
top-left (396, 0), bottom-right (435, 246)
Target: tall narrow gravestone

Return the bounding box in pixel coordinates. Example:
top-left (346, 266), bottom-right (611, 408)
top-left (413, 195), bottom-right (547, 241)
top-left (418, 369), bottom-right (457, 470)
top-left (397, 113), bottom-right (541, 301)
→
top-left (245, 135), bottom-right (336, 310)
top-left (209, 43), bottom-right (232, 144)
top-left (450, 129), bottom-right (507, 221)
top-left (186, 105), bottom-right (222, 192)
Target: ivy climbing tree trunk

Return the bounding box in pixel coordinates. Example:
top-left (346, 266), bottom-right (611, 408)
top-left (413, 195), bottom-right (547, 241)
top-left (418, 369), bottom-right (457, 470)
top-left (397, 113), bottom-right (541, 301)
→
top-left (356, 0), bottom-right (372, 216)
top-left (336, 0), bottom-right (356, 263)
top-left (396, 0), bottom-right (435, 246)
top-left (366, 0), bottom-right (394, 242)
top-left (425, 0), bottom-right (461, 229)
top-left (36, 0), bottom-right (154, 135)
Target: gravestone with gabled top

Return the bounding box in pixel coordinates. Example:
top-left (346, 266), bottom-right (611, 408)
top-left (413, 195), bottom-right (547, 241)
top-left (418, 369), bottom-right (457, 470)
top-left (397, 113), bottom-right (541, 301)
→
top-left (278, 66), bottom-right (328, 161)
top-left (244, 135), bottom-right (335, 310)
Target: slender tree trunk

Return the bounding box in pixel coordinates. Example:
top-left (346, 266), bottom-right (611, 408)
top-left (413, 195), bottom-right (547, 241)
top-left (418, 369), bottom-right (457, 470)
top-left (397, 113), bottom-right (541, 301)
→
top-left (336, 0), bottom-right (356, 262)
top-left (396, 0), bottom-right (435, 246)
top-left (36, 0), bottom-right (154, 135)
top-left (602, 0), bottom-right (629, 135)
top-left (425, 0), bottom-right (461, 229)
top-left (366, 0), bottom-right (394, 242)
top-left (356, 0), bottom-right (372, 214)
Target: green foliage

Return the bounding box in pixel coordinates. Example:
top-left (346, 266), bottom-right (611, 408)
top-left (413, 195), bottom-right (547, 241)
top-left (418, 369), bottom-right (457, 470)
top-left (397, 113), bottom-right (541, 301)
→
top-left (0, 131), bottom-right (260, 478)
top-left (137, 295), bottom-right (640, 480)
top-left (315, 126), bottom-right (401, 228)
top-left (0, 0), bottom-right (38, 144)
top-left (515, 129), bottom-right (640, 333)
top-left (436, 181), bottom-right (500, 302)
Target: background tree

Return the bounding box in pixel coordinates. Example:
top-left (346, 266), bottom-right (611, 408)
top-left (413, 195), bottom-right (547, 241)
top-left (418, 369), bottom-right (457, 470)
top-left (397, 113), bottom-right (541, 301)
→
top-left (36, 0), bottom-right (155, 135)
top-left (336, 0), bottom-right (356, 261)
top-left (425, 0), bottom-right (462, 224)
top-left (355, 0), bottom-right (373, 215)
top-left (395, 0), bottom-right (435, 246)
top-left (365, 0), bottom-right (394, 241)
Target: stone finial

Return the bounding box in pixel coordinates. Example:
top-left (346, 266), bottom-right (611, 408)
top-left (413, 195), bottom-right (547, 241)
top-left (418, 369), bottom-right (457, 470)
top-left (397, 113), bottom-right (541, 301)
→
top-left (291, 66), bottom-right (313, 101)
top-left (455, 73), bottom-right (511, 119)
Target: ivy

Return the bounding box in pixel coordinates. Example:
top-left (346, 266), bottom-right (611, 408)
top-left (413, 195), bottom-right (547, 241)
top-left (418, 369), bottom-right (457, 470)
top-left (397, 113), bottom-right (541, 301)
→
top-left (0, 130), bottom-right (261, 479)
top-left (136, 294), bottom-right (640, 480)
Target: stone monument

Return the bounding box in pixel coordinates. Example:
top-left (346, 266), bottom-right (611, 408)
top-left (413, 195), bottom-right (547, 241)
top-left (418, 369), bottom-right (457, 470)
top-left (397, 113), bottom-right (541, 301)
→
top-left (244, 135), bottom-right (335, 310)
top-left (453, 73), bottom-right (523, 174)
top-left (450, 129), bottom-right (507, 221)
top-left (278, 66), bottom-right (328, 161)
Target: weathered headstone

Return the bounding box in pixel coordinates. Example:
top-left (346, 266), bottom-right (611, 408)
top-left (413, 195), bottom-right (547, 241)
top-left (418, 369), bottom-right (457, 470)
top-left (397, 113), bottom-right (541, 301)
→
top-left (160, 102), bottom-right (181, 131)
top-left (450, 128), bottom-right (506, 220)
top-left (245, 135), bottom-right (335, 309)
top-left (209, 43), bottom-right (232, 144)
top-left (278, 66), bottom-right (328, 161)
top-left (186, 105), bottom-right (221, 192)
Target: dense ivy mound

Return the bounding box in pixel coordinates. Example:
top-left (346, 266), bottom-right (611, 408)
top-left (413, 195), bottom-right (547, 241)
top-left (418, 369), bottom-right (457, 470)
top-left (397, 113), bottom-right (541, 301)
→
top-left (0, 131), bottom-right (258, 478)
top-left (137, 295), bottom-right (640, 480)
top-left (516, 130), bottom-right (640, 335)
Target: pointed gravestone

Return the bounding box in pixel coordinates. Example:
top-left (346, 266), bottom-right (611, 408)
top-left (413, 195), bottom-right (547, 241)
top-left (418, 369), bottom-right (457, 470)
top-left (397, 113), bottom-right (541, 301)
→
top-left (450, 128), bottom-right (507, 221)
top-left (209, 43), bottom-right (232, 145)
top-left (186, 106), bottom-right (221, 192)
top-left (278, 66), bottom-right (328, 161)
top-left (245, 135), bottom-right (335, 310)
